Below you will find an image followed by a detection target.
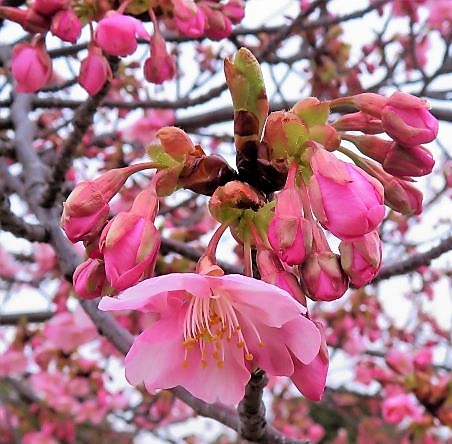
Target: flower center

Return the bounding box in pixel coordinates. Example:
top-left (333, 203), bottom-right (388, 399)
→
top-left (182, 290), bottom-right (259, 368)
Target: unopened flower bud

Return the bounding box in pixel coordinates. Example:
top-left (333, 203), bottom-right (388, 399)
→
top-left (156, 126), bottom-right (195, 161)
top-left (381, 92), bottom-right (438, 146)
top-left (100, 187), bottom-right (160, 291)
top-left (301, 224), bottom-right (349, 301)
top-left (268, 165), bottom-right (312, 265)
top-left (382, 144), bottom-right (434, 177)
top-left (62, 164), bottom-right (150, 242)
top-left (350, 156), bottom-right (423, 215)
top-left (308, 148), bottom-right (385, 240)
top-left (144, 32), bottom-right (176, 84)
top-left (73, 258), bottom-right (107, 299)
top-left (172, 0), bottom-right (206, 38)
top-left (199, 2), bottom-right (232, 40)
top-left (333, 111), bottom-right (383, 134)
top-left (95, 12), bottom-right (149, 56)
top-left (50, 9), bottom-right (82, 43)
top-left (79, 45), bottom-right (112, 96)
top-left (223, 0), bottom-right (245, 23)
top-left (339, 231), bottom-right (382, 288)
top-left (209, 180), bottom-right (264, 223)
top-left (11, 39), bottom-right (52, 93)
top-left (263, 111), bottom-right (309, 160)
top-left (291, 97), bottom-right (330, 127)
top-left (256, 248), bottom-right (307, 303)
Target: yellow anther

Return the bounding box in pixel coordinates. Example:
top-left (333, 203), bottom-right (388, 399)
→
top-left (201, 359), bottom-right (208, 368)
top-left (245, 353), bottom-right (254, 361)
top-left (217, 360), bottom-right (225, 368)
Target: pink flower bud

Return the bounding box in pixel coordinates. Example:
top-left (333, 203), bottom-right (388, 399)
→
top-left (95, 12), bottom-right (149, 56)
top-left (268, 166), bottom-right (312, 265)
top-left (79, 45), bottom-right (112, 96)
top-left (308, 148), bottom-right (385, 240)
top-left (11, 40), bottom-right (52, 93)
top-left (156, 126), bottom-right (195, 160)
top-left (199, 2), bottom-right (232, 40)
top-left (61, 164), bottom-right (147, 243)
top-left (301, 224), bottom-right (348, 301)
top-left (356, 157), bottom-right (423, 215)
top-left (32, 0), bottom-right (69, 16)
top-left (350, 93), bottom-right (388, 117)
top-left (73, 258), bottom-right (107, 299)
top-left (333, 111), bottom-right (383, 134)
top-left (0, 6), bottom-right (50, 33)
top-left (100, 187), bottom-right (160, 291)
top-left (50, 9), bottom-right (82, 43)
top-left (144, 32), bottom-right (176, 84)
top-left (223, 0), bottom-right (245, 23)
top-left (381, 92), bottom-right (438, 145)
top-left (302, 251), bottom-right (348, 301)
top-left (382, 143), bottom-right (434, 177)
top-left (256, 249), bottom-right (307, 303)
top-left (172, 0), bottom-right (206, 38)
top-left (339, 231), bottom-right (382, 288)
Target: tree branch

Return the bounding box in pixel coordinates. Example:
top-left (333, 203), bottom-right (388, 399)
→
top-left (374, 235), bottom-right (452, 282)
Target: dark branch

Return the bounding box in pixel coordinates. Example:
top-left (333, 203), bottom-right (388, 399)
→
top-left (374, 235), bottom-right (452, 282)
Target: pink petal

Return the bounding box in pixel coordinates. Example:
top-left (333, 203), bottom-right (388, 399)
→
top-left (126, 315), bottom-right (186, 388)
top-left (238, 313), bottom-right (294, 376)
top-left (212, 274), bottom-right (306, 327)
top-left (291, 353), bottom-right (328, 401)
top-left (98, 273), bottom-right (210, 312)
top-left (281, 317), bottom-right (321, 364)
top-left (182, 340), bottom-right (250, 405)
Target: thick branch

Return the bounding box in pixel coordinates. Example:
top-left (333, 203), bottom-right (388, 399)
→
top-left (0, 193), bottom-right (49, 242)
top-left (40, 57), bottom-right (120, 208)
top-left (374, 235), bottom-right (452, 282)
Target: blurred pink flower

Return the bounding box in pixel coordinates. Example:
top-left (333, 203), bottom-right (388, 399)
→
top-left (44, 307), bottom-right (97, 352)
top-left (100, 272), bottom-right (321, 404)
top-left (382, 394), bottom-right (423, 424)
top-left (122, 109), bottom-right (175, 146)
top-left (0, 349), bottom-right (28, 376)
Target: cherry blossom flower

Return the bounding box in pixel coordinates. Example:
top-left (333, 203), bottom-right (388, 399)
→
top-left (99, 272), bottom-right (321, 405)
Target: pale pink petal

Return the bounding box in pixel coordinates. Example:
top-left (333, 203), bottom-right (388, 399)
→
top-left (125, 315), bottom-right (186, 388)
top-left (212, 274), bottom-right (306, 327)
top-left (281, 317), bottom-right (321, 364)
top-left (182, 340), bottom-right (250, 405)
top-left (238, 313), bottom-right (294, 376)
top-left (291, 353), bottom-right (328, 401)
top-left (98, 273), bottom-right (210, 312)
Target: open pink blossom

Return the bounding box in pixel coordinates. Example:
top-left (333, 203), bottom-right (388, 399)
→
top-left (95, 12), bottom-right (149, 56)
top-left (99, 273), bottom-right (321, 405)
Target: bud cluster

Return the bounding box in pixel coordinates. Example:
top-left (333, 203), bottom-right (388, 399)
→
top-left (61, 163), bottom-right (161, 298)
top-left (2, 0), bottom-right (245, 93)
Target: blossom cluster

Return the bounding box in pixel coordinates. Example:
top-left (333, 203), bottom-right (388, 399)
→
top-left (2, 0), bottom-right (244, 93)
top-left (61, 48), bottom-right (438, 406)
